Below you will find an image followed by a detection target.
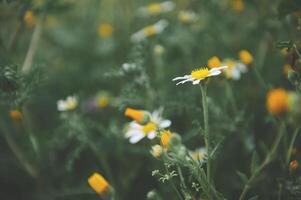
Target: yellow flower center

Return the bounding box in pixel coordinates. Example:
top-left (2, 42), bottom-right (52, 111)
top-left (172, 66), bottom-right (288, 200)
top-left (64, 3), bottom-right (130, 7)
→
top-left (9, 110), bottom-right (22, 121)
top-left (98, 23), bottom-right (114, 38)
top-left (207, 56), bottom-right (222, 68)
top-left (24, 10), bottom-right (36, 28)
top-left (147, 3), bottom-right (162, 14)
top-left (142, 122), bottom-right (157, 134)
top-left (97, 96), bottom-right (109, 108)
top-left (190, 68), bottom-right (211, 80)
top-left (160, 130), bottom-right (172, 148)
top-left (239, 50), bottom-right (253, 65)
top-left (266, 88), bottom-right (289, 116)
top-left (143, 26), bottom-right (157, 37)
top-left (88, 173), bottom-right (109, 195)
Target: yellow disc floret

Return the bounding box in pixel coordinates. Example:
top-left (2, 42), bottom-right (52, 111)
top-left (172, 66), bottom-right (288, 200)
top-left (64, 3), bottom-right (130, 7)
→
top-left (142, 122), bottom-right (157, 135)
top-left (88, 173), bottom-right (109, 195)
top-left (147, 3), bottom-right (162, 14)
top-left (207, 56), bottom-right (222, 68)
top-left (266, 88), bottom-right (289, 115)
top-left (190, 68), bottom-right (211, 80)
top-left (98, 23), bottom-right (114, 38)
top-left (160, 130), bottom-right (172, 148)
top-left (143, 26), bottom-right (157, 37)
top-left (239, 50), bottom-right (253, 65)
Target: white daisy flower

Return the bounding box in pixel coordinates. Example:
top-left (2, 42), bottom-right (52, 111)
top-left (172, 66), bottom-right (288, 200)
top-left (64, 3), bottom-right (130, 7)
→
top-left (57, 96), bottom-right (78, 111)
top-left (125, 108), bottom-right (171, 144)
top-left (222, 59), bottom-right (248, 80)
top-left (131, 20), bottom-right (169, 43)
top-left (178, 10), bottom-right (198, 24)
top-left (172, 66), bottom-right (227, 85)
top-left (138, 1), bottom-right (175, 16)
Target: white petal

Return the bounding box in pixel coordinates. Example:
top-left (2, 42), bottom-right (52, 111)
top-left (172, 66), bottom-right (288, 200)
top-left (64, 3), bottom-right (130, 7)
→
top-left (237, 63), bottom-right (248, 73)
top-left (231, 69), bottom-right (241, 80)
top-left (193, 79), bottom-right (201, 85)
top-left (129, 133), bottom-right (145, 143)
top-left (147, 131), bottom-right (157, 139)
top-left (208, 70), bottom-right (221, 77)
top-left (176, 78), bottom-right (194, 85)
top-left (125, 130), bottom-right (142, 138)
top-left (210, 66), bottom-right (227, 72)
top-left (172, 75), bottom-right (191, 81)
top-left (159, 120), bottom-right (171, 128)
top-left (129, 121), bottom-right (142, 129)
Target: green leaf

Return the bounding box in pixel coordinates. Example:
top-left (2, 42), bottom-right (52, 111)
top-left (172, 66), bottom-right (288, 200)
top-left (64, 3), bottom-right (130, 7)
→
top-left (236, 171), bottom-right (248, 184)
top-left (248, 196), bottom-right (258, 200)
top-left (251, 151), bottom-right (259, 174)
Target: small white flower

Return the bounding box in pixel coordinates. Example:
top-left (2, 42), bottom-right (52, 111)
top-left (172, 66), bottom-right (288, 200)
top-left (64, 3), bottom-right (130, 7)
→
top-left (222, 59), bottom-right (248, 80)
top-left (178, 10), bottom-right (198, 24)
top-left (172, 66), bottom-right (227, 85)
top-left (138, 1), bottom-right (175, 16)
top-left (57, 96), bottom-right (78, 111)
top-left (150, 145), bottom-right (164, 158)
top-left (189, 147), bottom-right (207, 162)
top-left (122, 63), bottom-right (137, 72)
top-left (125, 108), bottom-right (171, 144)
top-left (131, 20), bottom-right (169, 43)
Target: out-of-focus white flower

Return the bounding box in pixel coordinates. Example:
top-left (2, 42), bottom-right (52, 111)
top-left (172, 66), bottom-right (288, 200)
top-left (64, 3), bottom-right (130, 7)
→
top-left (138, 1), bottom-right (175, 16)
top-left (178, 10), bottom-right (198, 24)
top-left (131, 20), bottom-right (169, 43)
top-left (150, 145), bottom-right (164, 158)
top-left (172, 66), bottom-right (227, 85)
top-left (57, 96), bottom-right (78, 111)
top-left (125, 108), bottom-right (171, 144)
top-left (122, 63), bottom-right (137, 72)
top-left (189, 147), bottom-right (207, 162)
top-left (153, 44), bottom-right (165, 55)
top-left (222, 59), bottom-right (248, 80)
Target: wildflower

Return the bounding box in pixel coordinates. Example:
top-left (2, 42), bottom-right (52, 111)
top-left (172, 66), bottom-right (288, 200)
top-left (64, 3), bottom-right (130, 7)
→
top-left (57, 96), bottom-right (78, 111)
top-left (160, 130), bottom-right (173, 148)
top-left (150, 145), bottom-right (164, 158)
top-left (238, 50), bottom-right (253, 65)
top-left (98, 23), bottom-right (114, 38)
top-left (189, 147), bottom-right (207, 162)
top-left (207, 56), bottom-right (222, 68)
top-left (95, 92), bottom-right (110, 108)
top-left (231, 0), bottom-right (244, 12)
top-left (178, 10), bottom-right (198, 24)
top-left (290, 160), bottom-right (299, 170)
top-left (122, 63), bottom-right (137, 72)
top-left (131, 20), bottom-right (168, 43)
top-left (153, 44), bottom-right (165, 56)
top-left (266, 88), bottom-right (289, 115)
top-left (280, 47), bottom-right (289, 57)
top-left (88, 172), bottom-right (109, 195)
top-left (125, 108), bottom-right (171, 144)
top-left (24, 10), bottom-right (36, 28)
top-left (138, 1), bottom-right (175, 16)
top-left (283, 64), bottom-right (292, 75)
top-left (223, 59), bottom-right (248, 80)
top-left (124, 108), bottom-right (150, 124)
top-left (9, 109), bottom-right (22, 122)
top-left (172, 66), bottom-right (227, 85)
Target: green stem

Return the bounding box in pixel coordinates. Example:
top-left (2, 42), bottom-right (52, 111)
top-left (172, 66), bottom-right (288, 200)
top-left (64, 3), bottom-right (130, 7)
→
top-left (200, 83), bottom-right (211, 184)
top-left (165, 165), bottom-right (183, 200)
top-left (286, 126), bottom-right (300, 165)
top-left (239, 122), bottom-right (285, 200)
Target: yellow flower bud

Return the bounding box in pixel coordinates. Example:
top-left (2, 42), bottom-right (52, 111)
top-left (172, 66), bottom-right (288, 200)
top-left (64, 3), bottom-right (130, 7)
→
top-left (88, 173), bottom-right (109, 195)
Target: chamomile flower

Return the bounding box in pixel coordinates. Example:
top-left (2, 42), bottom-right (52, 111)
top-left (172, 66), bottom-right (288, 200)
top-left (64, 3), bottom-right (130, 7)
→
top-left (172, 66), bottom-right (227, 85)
top-left (131, 20), bottom-right (168, 43)
top-left (222, 59), bottom-right (248, 80)
top-left (138, 1), bottom-right (175, 16)
top-left (178, 10), bottom-right (198, 24)
top-left (189, 147), bottom-right (207, 162)
top-left (57, 96), bottom-right (78, 111)
top-left (125, 108), bottom-right (171, 144)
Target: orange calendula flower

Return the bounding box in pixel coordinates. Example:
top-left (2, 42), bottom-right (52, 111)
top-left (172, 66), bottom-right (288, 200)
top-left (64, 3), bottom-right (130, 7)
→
top-left (290, 160), bottom-right (299, 170)
top-left (207, 56), bottom-right (222, 69)
top-left (24, 10), bottom-right (36, 28)
top-left (266, 88), bottom-right (289, 115)
top-left (160, 130), bottom-right (172, 148)
top-left (88, 172), bottom-right (110, 195)
top-left (98, 23), bottom-right (114, 38)
top-left (10, 110), bottom-right (22, 122)
top-left (124, 108), bottom-right (150, 124)
top-left (239, 50), bottom-right (253, 65)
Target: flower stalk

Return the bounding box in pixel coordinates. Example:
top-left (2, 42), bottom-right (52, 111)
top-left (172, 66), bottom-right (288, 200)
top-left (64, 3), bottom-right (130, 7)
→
top-left (200, 83), bottom-right (212, 184)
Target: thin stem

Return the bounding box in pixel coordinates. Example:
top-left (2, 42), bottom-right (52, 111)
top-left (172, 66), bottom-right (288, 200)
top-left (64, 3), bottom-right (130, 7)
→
top-left (200, 83), bottom-right (211, 184)
top-left (286, 126), bottom-right (300, 165)
top-left (22, 14), bottom-right (45, 74)
top-left (238, 122), bottom-right (285, 200)
top-left (164, 165), bottom-right (183, 200)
